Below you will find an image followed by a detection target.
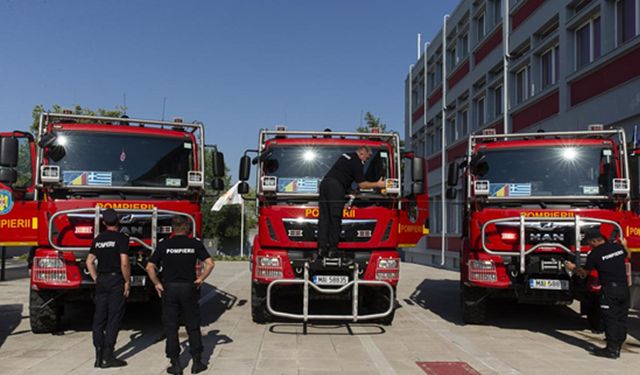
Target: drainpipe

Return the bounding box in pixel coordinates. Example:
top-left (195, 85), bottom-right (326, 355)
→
top-left (441, 14), bottom-right (449, 266)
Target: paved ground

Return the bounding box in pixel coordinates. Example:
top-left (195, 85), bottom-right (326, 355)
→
top-left (0, 262), bottom-right (639, 375)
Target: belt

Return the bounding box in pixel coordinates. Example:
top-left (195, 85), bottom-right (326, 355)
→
top-left (98, 272), bottom-right (121, 276)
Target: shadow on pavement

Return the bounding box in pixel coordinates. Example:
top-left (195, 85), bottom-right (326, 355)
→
top-left (409, 278), bottom-right (640, 353)
top-left (0, 304), bottom-right (23, 349)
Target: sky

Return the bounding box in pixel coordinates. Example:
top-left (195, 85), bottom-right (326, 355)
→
top-left (0, 0), bottom-right (457, 179)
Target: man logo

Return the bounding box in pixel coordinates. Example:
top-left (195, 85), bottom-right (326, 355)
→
top-left (529, 233), bottom-right (565, 242)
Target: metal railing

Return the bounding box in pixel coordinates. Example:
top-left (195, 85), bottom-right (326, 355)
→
top-left (481, 215), bottom-right (624, 273)
top-left (48, 206), bottom-right (196, 252)
top-left (266, 262), bottom-right (394, 322)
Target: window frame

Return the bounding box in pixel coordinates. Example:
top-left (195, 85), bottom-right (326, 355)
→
top-left (615, 0), bottom-right (640, 46)
top-left (575, 15), bottom-right (601, 70)
top-left (541, 44), bottom-right (559, 89)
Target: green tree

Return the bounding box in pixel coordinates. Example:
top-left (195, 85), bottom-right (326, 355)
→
top-left (356, 111), bottom-right (387, 133)
top-left (31, 104), bottom-right (126, 133)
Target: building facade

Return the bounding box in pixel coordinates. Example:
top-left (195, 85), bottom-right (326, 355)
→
top-left (404, 0), bottom-right (640, 269)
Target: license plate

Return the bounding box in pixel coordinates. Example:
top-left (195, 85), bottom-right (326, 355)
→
top-left (529, 279), bottom-right (569, 290)
top-left (130, 275), bottom-right (146, 287)
top-left (313, 275), bottom-right (348, 286)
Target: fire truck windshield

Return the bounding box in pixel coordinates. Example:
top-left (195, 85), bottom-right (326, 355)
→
top-left (261, 144), bottom-right (391, 194)
top-left (473, 145), bottom-right (616, 197)
top-left (49, 131), bottom-right (193, 189)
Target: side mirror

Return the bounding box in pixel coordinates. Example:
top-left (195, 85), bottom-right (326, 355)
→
top-left (0, 137), bottom-right (19, 167)
top-left (447, 161), bottom-right (459, 186)
top-left (212, 151), bottom-right (225, 178)
top-left (47, 145), bottom-right (66, 162)
top-left (446, 187), bottom-right (457, 200)
top-left (239, 155), bottom-right (251, 181)
top-left (411, 157), bottom-right (425, 182)
top-left (210, 178), bottom-right (224, 191)
top-left (238, 181), bottom-right (250, 194)
top-left (411, 181), bottom-right (424, 195)
top-left (0, 167), bottom-right (17, 184)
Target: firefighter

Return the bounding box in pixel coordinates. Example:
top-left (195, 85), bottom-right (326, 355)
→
top-left (85, 208), bottom-right (130, 368)
top-left (565, 228), bottom-right (630, 359)
top-left (317, 146), bottom-right (385, 257)
top-left (146, 215), bottom-right (215, 375)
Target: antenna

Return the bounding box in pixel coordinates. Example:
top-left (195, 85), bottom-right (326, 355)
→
top-left (161, 97), bottom-right (167, 121)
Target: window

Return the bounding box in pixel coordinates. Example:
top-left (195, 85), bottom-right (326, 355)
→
top-left (428, 71), bottom-right (436, 91)
top-left (435, 125), bottom-right (442, 151)
top-left (449, 45), bottom-right (458, 70)
top-left (458, 110), bottom-right (469, 137)
top-left (15, 137), bottom-right (33, 188)
top-left (494, 85), bottom-right (503, 117)
top-left (541, 45), bottom-right (559, 89)
top-left (436, 61), bottom-right (443, 83)
top-left (516, 66), bottom-right (530, 104)
top-left (447, 117), bottom-right (457, 144)
top-left (616, 0), bottom-right (639, 45)
top-left (494, 0), bottom-right (503, 24)
top-left (459, 33), bottom-right (469, 60)
top-left (477, 13), bottom-right (486, 41)
top-left (576, 17), bottom-right (601, 69)
top-left (475, 97), bottom-right (485, 128)
top-left (428, 131), bottom-right (435, 155)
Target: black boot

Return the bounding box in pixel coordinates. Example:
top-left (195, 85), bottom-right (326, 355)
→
top-left (100, 347), bottom-right (127, 368)
top-left (167, 358), bottom-right (183, 375)
top-left (191, 354), bottom-right (207, 374)
top-left (592, 346), bottom-right (619, 359)
top-left (94, 347), bottom-right (103, 368)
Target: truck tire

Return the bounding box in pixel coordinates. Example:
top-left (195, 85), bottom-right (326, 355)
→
top-left (377, 286), bottom-right (396, 326)
top-left (251, 283), bottom-right (271, 324)
top-left (461, 285), bottom-right (487, 324)
top-left (30, 290), bottom-right (60, 334)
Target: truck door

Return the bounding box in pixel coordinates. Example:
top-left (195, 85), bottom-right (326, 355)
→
top-left (398, 156), bottom-right (429, 247)
top-left (0, 132), bottom-right (39, 247)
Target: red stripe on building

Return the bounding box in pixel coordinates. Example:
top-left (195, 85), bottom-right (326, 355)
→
top-left (511, 89), bottom-right (559, 132)
top-left (412, 104), bottom-right (425, 123)
top-left (426, 236), bottom-right (462, 252)
top-left (473, 26), bottom-right (502, 65)
top-left (427, 155), bottom-right (441, 171)
top-left (447, 141), bottom-right (467, 161)
top-left (428, 87), bottom-right (443, 109)
top-left (447, 60), bottom-right (470, 90)
top-left (570, 45), bottom-right (640, 106)
top-left (512, 0), bottom-right (546, 30)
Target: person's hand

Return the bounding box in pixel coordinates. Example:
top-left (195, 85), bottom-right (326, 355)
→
top-left (621, 237), bottom-right (628, 248)
top-left (376, 178), bottom-right (386, 189)
top-left (564, 261), bottom-right (576, 271)
top-left (194, 277), bottom-right (205, 289)
top-left (123, 281), bottom-right (131, 298)
top-left (154, 282), bottom-right (164, 298)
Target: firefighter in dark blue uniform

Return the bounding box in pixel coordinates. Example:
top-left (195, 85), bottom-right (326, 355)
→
top-left (85, 208), bottom-right (130, 368)
top-left (146, 215), bottom-right (215, 375)
top-left (565, 228), bottom-right (630, 359)
top-left (317, 146), bottom-right (385, 257)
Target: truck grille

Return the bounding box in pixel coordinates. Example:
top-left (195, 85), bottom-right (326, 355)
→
top-left (282, 218), bottom-right (376, 243)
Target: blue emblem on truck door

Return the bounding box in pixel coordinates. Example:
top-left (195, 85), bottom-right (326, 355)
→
top-left (0, 189), bottom-right (13, 215)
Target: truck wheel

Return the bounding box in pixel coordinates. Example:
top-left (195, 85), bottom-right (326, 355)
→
top-left (461, 285), bottom-right (487, 325)
top-left (251, 283), bottom-right (271, 324)
top-left (377, 287), bottom-right (396, 326)
top-left (30, 289), bottom-right (60, 334)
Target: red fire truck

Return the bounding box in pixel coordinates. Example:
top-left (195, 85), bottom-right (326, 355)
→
top-left (449, 126), bottom-right (636, 325)
top-left (237, 128), bottom-right (428, 325)
top-left (0, 112), bottom-right (225, 333)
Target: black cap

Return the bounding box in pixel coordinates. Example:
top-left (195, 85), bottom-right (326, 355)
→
top-left (583, 228), bottom-right (604, 241)
top-left (102, 209), bottom-right (119, 226)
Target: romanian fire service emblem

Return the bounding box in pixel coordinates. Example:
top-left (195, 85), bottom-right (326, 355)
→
top-left (0, 189), bottom-right (13, 215)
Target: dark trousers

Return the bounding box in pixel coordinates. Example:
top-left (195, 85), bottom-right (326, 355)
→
top-left (600, 282), bottom-right (630, 350)
top-left (163, 282), bottom-right (203, 359)
top-left (92, 274), bottom-right (126, 349)
top-left (317, 177), bottom-right (346, 254)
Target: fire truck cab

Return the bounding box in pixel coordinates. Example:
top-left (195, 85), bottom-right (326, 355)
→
top-left (237, 128), bottom-right (429, 325)
top-left (450, 126), bottom-right (636, 325)
top-left (0, 112), bottom-right (225, 333)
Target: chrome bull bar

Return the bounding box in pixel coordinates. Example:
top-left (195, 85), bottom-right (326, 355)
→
top-left (481, 215), bottom-right (624, 273)
top-left (266, 262), bottom-right (394, 322)
top-left (48, 206), bottom-right (196, 252)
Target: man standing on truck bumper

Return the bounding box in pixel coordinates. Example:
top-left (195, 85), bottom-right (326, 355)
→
top-left (86, 208), bottom-right (130, 368)
top-left (317, 146), bottom-right (385, 257)
top-left (565, 229), bottom-right (630, 359)
top-left (146, 215), bottom-right (215, 375)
